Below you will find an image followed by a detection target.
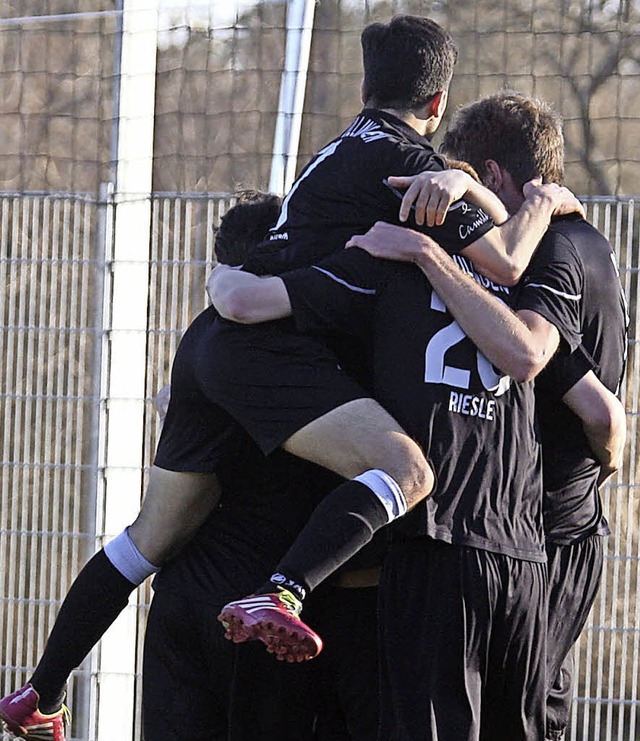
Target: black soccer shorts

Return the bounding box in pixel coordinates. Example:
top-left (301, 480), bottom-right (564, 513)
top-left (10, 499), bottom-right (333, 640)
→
top-left (378, 537), bottom-right (547, 741)
top-left (154, 307), bottom-right (370, 470)
top-left (192, 315), bottom-right (370, 455)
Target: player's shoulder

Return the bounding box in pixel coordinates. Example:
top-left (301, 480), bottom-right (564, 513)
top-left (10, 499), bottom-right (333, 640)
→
top-left (547, 214), bottom-right (608, 250)
top-left (547, 214), bottom-right (617, 274)
top-left (538, 215), bottom-right (588, 260)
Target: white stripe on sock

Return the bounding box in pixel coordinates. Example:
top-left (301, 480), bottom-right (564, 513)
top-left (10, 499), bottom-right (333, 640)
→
top-left (354, 469), bottom-right (408, 523)
top-left (104, 528), bottom-right (160, 585)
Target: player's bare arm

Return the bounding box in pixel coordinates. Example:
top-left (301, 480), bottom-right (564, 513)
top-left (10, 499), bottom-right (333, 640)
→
top-left (208, 264), bottom-right (291, 323)
top-left (464, 180), bottom-right (585, 286)
top-left (347, 222), bottom-right (560, 382)
top-left (388, 172), bottom-right (585, 286)
top-left (562, 372), bottom-right (627, 486)
top-left (387, 169), bottom-right (509, 227)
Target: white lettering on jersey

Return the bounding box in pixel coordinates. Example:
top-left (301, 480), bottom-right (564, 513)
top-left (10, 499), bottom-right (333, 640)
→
top-left (448, 391), bottom-right (497, 420)
top-left (342, 115), bottom-right (390, 143)
top-left (458, 210), bottom-right (491, 241)
top-left (272, 116), bottom-right (391, 233)
top-left (273, 139), bottom-right (343, 230)
top-left (453, 254), bottom-right (510, 295)
top-left (425, 319), bottom-right (471, 388)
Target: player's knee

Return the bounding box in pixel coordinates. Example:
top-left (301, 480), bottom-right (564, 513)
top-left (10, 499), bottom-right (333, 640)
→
top-left (381, 437), bottom-right (434, 508)
top-left (355, 456), bottom-right (433, 525)
top-left (404, 457), bottom-right (435, 508)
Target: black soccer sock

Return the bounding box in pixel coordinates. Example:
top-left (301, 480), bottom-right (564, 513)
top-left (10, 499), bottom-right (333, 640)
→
top-left (257, 479), bottom-right (391, 602)
top-left (29, 549), bottom-right (136, 711)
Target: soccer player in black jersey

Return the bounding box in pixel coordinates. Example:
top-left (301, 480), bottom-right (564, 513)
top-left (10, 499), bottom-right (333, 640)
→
top-left (360, 92), bottom-right (628, 741)
top-left (432, 91), bottom-right (628, 741)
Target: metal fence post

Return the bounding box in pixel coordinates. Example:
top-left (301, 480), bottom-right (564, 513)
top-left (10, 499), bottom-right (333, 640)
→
top-left (92, 1), bottom-right (158, 738)
top-left (269, 0), bottom-right (317, 196)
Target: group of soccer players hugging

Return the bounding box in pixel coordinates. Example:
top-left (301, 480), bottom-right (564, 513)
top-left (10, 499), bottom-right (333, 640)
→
top-left (1, 13), bottom-right (628, 741)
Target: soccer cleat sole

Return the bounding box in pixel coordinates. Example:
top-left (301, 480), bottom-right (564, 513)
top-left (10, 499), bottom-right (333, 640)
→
top-left (219, 610), bottom-right (322, 662)
top-left (0, 718), bottom-right (25, 738)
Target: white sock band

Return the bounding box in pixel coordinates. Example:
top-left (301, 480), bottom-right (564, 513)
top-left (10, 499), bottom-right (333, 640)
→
top-left (104, 528), bottom-right (160, 586)
top-left (354, 469), bottom-right (408, 523)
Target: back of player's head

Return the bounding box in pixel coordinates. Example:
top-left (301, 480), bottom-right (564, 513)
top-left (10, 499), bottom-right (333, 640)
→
top-left (440, 91), bottom-right (565, 190)
top-left (214, 190), bottom-right (282, 266)
top-left (361, 15), bottom-right (457, 111)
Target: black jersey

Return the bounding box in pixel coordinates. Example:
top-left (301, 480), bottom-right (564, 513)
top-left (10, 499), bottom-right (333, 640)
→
top-left (243, 109), bottom-right (493, 277)
top-left (517, 215), bottom-right (628, 544)
top-left (282, 245), bottom-right (574, 562)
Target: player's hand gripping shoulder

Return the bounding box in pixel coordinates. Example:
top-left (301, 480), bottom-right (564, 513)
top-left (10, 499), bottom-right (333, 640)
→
top-left (459, 178), bottom-right (586, 287)
top-left (346, 221), bottom-right (439, 263)
top-left (207, 264), bottom-right (292, 323)
top-left (522, 179), bottom-right (586, 219)
top-left (387, 169), bottom-right (509, 227)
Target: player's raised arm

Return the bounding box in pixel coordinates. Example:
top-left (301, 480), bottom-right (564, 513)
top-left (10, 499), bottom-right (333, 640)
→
top-left (460, 179), bottom-right (585, 286)
top-left (388, 172), bottom-right (584, 286)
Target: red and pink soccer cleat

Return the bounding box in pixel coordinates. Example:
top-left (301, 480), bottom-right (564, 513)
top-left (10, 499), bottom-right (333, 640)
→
top-left (0, 684), bottom-right (70, 741)
top-left (218, 588), bottom-right (323, 662)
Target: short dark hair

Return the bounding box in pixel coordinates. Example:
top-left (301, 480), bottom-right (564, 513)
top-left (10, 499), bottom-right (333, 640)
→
top-left (440, 91), bottom-right (565, 190)
top-left (361, 15), bottom-right (457, 111)
top-left (214, 190), bottom-right (282, 266)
